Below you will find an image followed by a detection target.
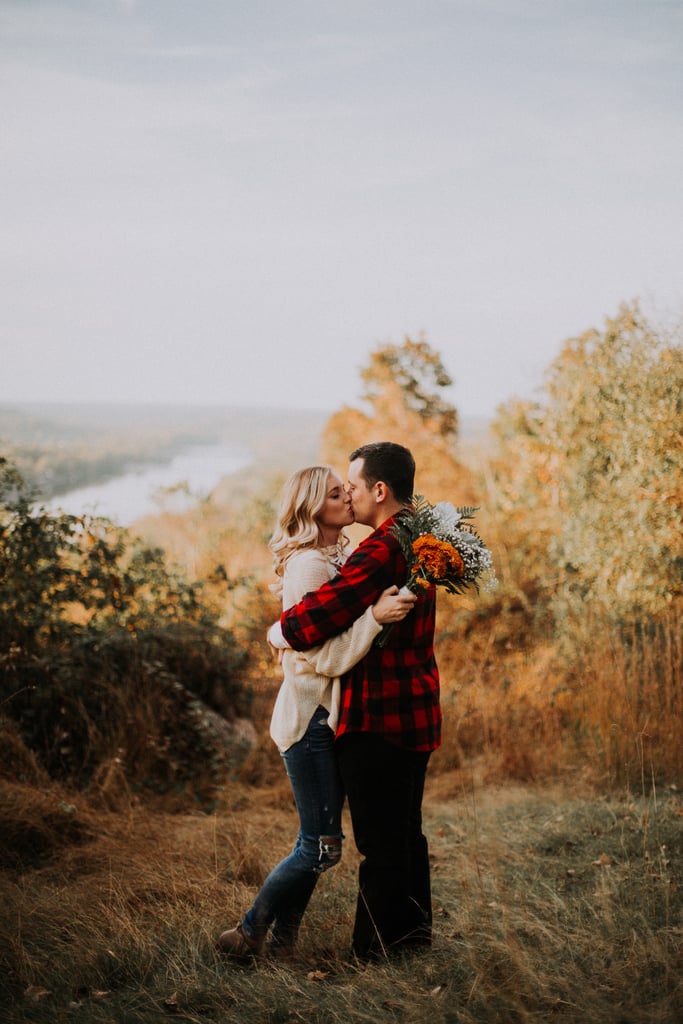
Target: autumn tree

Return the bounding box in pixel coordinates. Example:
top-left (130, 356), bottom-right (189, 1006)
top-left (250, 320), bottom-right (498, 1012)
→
top-left (321, 336), bottom-right (475, 503)
top-left (489, 302), bottom-right (682, 622)
top-left (545, 303), bottom-right (682, 620)
top-left (358, 337), bottom-right (458, 439)
top-left (481, 397), bottom-right (562, 626)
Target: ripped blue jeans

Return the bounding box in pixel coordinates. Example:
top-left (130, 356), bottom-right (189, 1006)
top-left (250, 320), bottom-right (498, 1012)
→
top-left (241, 706), bottom-right (343, 948)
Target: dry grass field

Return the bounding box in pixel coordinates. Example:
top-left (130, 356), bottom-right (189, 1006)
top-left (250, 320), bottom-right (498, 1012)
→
top-left (2, 764), bottom-right (681, 1024)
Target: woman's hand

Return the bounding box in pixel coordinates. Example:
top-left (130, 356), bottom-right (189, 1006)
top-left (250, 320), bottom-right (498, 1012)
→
top-left (267, 621), bottom-right (288, 663)
top-left (371, 585), bottom-right (417, 625)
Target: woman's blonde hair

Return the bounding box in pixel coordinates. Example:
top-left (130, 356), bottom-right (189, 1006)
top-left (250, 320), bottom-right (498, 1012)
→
top-left (269, 465), bottom-right (348, 584)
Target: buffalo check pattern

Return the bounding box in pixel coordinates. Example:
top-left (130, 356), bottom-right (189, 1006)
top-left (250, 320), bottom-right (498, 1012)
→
top-left (280, 518), bottom-right (442, 752)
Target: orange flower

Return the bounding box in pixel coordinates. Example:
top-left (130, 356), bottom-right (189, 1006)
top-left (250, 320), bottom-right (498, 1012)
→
top-left (411, 534), bottom-right (465, 579)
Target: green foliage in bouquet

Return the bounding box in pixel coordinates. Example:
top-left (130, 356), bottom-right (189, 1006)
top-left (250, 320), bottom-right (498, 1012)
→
top-left (391, 495), bottom-right (495, 595)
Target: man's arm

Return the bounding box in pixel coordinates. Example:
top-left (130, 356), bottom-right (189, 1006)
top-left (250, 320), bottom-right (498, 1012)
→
top-left (269, 604), bottom-right (382, 674)
top-left (281, 531), bottom-right (403, 650)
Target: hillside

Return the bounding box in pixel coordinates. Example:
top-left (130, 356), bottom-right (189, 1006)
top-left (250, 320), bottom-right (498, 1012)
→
top-left (1, 771), bottom-right (680, 1023)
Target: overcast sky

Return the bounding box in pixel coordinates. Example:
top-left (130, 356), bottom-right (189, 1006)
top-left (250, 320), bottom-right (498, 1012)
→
top-left (2, 0), bottom-right (682, 419)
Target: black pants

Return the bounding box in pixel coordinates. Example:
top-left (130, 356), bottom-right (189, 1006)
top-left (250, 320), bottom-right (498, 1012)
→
top-left (336, 732), bottom-right (432, 960)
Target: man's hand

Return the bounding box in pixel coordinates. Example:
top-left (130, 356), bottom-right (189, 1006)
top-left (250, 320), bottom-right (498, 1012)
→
top-left (371, 585), bottom-right (418, 625)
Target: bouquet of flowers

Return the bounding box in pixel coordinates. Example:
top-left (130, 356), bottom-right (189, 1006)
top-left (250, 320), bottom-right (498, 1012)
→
top-left (376, 495), bottom-right (496, 647)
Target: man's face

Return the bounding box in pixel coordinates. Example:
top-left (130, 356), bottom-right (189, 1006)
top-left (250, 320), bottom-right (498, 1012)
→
top-left (346, 458), bottom-right (375, 527)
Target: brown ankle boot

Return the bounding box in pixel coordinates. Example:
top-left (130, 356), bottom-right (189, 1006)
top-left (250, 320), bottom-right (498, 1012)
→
top-left (216, 924), bottom-right (262, 961)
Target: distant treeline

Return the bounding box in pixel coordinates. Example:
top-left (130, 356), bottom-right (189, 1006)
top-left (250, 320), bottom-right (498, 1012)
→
top-left (0, 402), bottom-right (328, 500)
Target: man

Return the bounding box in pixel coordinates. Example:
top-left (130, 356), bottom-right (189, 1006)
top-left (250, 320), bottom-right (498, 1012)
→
top-left (280, 441), bottom-right (442, 961)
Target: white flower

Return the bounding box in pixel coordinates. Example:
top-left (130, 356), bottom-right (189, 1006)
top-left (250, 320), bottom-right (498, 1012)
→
top-left (456, 531), bottom-right (478, 546)
top-left (433, 501), bottom-right (462, 534)
top-left (377, 495), bottom-right (496, 646)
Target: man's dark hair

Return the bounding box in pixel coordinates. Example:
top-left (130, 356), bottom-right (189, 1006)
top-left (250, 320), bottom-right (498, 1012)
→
top-left (349, 442), bottom-right (415, 503)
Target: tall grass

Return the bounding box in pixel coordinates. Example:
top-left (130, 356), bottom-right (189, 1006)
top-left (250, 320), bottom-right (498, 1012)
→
top-left (1, 770), bottom-right (681, 1023)
top-left (571, 606), bottom-right (683, 788)
top-left (432, 603), bottom-right (682, 790)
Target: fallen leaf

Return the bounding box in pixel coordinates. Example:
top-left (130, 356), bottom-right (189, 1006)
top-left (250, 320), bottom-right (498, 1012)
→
top-left (593, 853), bottom-right (612, 867)
top-left (24, 986), bottom-right (50, 1002)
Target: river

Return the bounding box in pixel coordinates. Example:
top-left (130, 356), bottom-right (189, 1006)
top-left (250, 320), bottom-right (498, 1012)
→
top-left (47, 444), bottom-right (250, 526)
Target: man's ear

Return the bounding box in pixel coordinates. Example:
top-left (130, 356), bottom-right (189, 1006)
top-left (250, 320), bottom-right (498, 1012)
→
top-left (375, 481), bottom-right (389, 503)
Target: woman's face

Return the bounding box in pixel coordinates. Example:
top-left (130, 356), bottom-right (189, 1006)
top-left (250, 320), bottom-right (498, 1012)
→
top-left (317, 471), bottom-right (353, 537)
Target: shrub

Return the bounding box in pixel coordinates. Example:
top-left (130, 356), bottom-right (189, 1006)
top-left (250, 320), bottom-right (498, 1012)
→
top-left (0, 459), bottom-right (253, 805)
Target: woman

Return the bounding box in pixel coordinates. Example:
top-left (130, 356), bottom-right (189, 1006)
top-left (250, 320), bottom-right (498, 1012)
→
top-left (217, 465), bottom-right (414, 960)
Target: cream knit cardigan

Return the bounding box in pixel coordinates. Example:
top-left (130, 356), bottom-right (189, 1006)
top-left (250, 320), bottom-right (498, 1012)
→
top-left (268, 546), bottom-right (381, 753)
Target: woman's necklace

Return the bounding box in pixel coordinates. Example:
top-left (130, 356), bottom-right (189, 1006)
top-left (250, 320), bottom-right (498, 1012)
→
top-left (320, 541), bottom-right (345, 568)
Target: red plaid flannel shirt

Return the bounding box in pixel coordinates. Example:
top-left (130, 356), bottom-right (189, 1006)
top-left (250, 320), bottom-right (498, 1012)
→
top-left (280, 517), bottom-right (442, 752)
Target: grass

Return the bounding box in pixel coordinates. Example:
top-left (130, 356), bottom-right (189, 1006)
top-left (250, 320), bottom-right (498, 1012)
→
top-left (1, 767), bottom-right (681, 1024)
